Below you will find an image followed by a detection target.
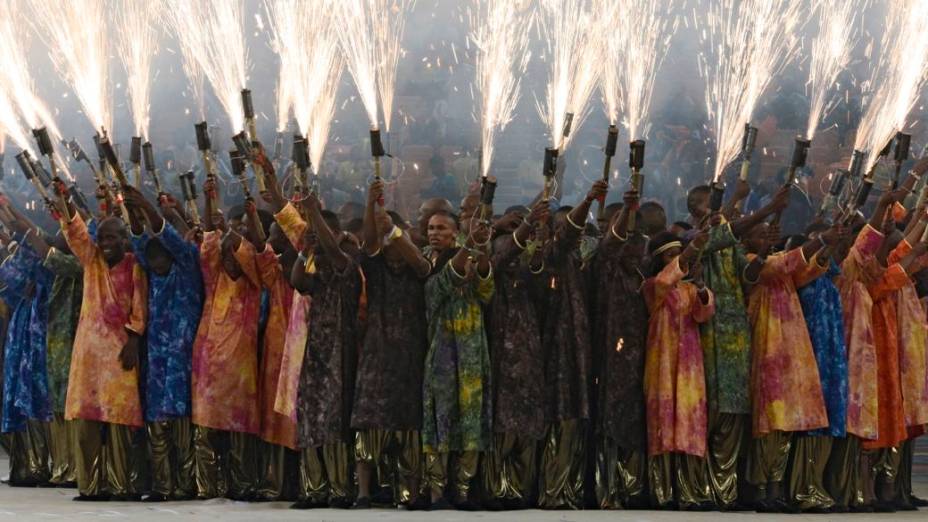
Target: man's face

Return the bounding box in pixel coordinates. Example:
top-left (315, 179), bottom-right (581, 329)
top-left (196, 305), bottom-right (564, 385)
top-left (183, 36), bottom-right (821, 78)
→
top-left (417, 198), bottom-right (452, 234)
top-left (640, 207), bottom-right (667, 236)
top-left (97, 218), bottom-right (127, 267)
top-left (689, 192), bottom-right (709, 220)
top-left (427, 214), bottom-right (457, 252)
top-left (210, 210), bottom-right (227, 232)
top-left (459, 195), bottom-right (479, 222)
top-left (220, 235), bottom-right (244, 280)
top-left (268, 223), bottom-right (290, 255)
top-left (743, 223), bottom-right (769, 253)
top-left (147, 247), bottom-right (174, 277)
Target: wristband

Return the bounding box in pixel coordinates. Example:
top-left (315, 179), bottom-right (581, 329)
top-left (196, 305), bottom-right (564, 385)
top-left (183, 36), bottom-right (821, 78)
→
top-left (610, 223), bottom-right (627, 241)
top-left (566, 213), bottom-right (584, 231)
top-left (513, 230), bottom-right (527, 251)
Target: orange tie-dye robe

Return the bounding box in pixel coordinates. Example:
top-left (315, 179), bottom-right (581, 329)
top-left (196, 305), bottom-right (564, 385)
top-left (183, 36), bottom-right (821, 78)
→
top-left (747, 248), bottom-right (827, 436)
top-left (891, 243), bottom-right (928, 430)
top-left (63, 215), bottom-right (147, 427)
top-left (256, 246), bottom-right (297, 449)
top-left (191, 231), bottom-right (261, 434)
top-left (643, 258), bottom-right (715, 457)
top-left (860, 243), bottom-right (911, 450)
top-left (836, 224), bottom-right (883, 440)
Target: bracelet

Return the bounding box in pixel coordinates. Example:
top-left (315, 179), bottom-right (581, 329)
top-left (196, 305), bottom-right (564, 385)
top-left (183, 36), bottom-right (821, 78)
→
top-left (610, 223), bottom-right (627, 241)
top-left (530, 261), bottom-right (545, 274)
top-left (818, 235), bottom-right (828, 250)
top-left (566, 213), bottom-right (584, 231)
top-left (512, 230), bottom-right (527, 251)
top-left (382, 225), bottom-right (402, 245)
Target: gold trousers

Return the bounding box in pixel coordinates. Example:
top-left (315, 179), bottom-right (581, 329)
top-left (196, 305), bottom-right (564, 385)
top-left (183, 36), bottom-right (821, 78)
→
top-left (355, 429), bottom-right (421, 504)
top-left (298, 442), bottom-right (354, 502)
top-left (255, 440), bottom-right (299, 500)
top-left (538, 419), bottom-right (587, 509)
top-left (896, 439), bottom-right (914, 504)
top-left (865, 445), bottom-right (901, 503)
top-left (147, 418), bottom-right (194, 498)
top-left (8, 420), bottom-right (50, 485)
top-left (825, 435), bottom-right (864, 508)
top-left (193, 426), bottom-right (258, 499)
top-left (787, 435), bottom-right (834, 510)
top-left (48, 414), bottom-right (76, 485)
top-left (747, 431), bottom-right (791, 491)
top-left (483, 432), bottom-right (538, 504)
top-left (74, 420), bottom-right (134, 497)
top-left (423, 450), bottom-right (478, 501)
top-left (594, 435), bottom-right (645, 509)
top-left (648, 453), bottom-right (711, 508)
top-left (706, 411), bottom-right (745, 508)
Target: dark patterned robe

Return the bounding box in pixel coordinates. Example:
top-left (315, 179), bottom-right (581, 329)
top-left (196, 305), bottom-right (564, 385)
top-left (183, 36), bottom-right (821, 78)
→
top-left (488, 235), bottom-right (545, 440)
top-left (591, 245), bottom-right (647, 451)
top-left (540, 235), bottom-right (591, 423)
top-left (351, 254), bottom-right (427, 431)
top-left (296, 257), bottom-right (361, 448)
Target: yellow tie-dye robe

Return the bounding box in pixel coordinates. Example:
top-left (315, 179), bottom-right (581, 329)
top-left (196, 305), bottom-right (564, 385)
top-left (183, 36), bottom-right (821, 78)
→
top-left (892, 243), bottom-right (928, 429)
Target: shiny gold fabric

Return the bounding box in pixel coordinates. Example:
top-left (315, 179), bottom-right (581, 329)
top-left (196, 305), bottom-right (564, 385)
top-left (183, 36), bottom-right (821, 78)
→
top-left (355, 429), bottom-right (421, 504)
top-left (255, 440), bottom-right (287, 500)
top-left (538, 420), bottom-right (587, 509)
top-left (129, 425), bottom-right (150, 495)
top-left (825, 435), bottom-right (865, 509)
top-left (896, 439), bottom-right (913, 504)
top-left (75, 420), bottom-right (134, 496)
top-left (193, 426), bottom-right (227, 498)
top-left (322, 442), bottom-right (353, 500)
top-left (227, 431), bottom-right (258, 498)
top-left (787, 435), bottom-right (834, 510)
top-left (869, 445), bottom-right (901, 481)
top-left (8, 420), bottom-right (50, 485)
top-left (148, 418), bottom-right (195, 498)
top-left (483, 432), bottom-right (538, 504)
top-left (48, 414), bottom-right (76, 485)
top-left (747, 431), bottom-right (791, 489)
top-left (298, 446), bottom-right (329, 503)
top-left (424, 450), bottom-right (478, 501)
top-left (594, 435), bottom-right (645, 509)
top-left (706, 411), bottom-right (745, 507)
top-left (647, 452), bottom-right (711, 507)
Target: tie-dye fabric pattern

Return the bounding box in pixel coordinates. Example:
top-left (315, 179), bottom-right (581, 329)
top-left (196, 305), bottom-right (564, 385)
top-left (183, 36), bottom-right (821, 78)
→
top-left (43, 249), bottom-right (82, 414)
top-left (892, 243), bottom-right (928, 428)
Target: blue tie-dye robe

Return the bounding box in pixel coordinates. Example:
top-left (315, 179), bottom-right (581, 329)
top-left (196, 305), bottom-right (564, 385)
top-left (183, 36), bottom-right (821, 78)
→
top-left (131, 222), bottom-right (203, 422)
top-left (797, 261), bottom-right (848, 437)
top-left (0, 238), bottom-right (53, 432)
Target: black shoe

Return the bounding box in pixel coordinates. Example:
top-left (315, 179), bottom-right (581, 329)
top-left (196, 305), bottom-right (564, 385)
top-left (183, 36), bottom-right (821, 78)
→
top-left (36, 481), bottom-right (57, 488)
top-left (53, 481), bottom-right (77, 489)
top-left (73, 494), bottom-right (110, 501)
top-left (830, 505), bottom-right (849, 513)
top-left (502, 498), bottom-right (528, 510)
top-left (406, 496), bottom-right (430, 511)
top-left (371, 487), bottom-right (394, 504)
top-left (803, 505), bottom-right (832, 514)
top-left (679, 501), bottom-right (715, 512)
top-left (225, 492), bottom-right (251, 502)
top-left (110, 494), bottom-right (142, 502)
top-left (289, 499), bottom-right (326, 509)
top-left (352, 497), bottom-right (372, 509)
top-left (849, 504), bottom-right (874, 513)
top-left (912, 495), bottom-right (928, 507)
top-left (483, 499), bottom-right (505, 511)
top-left (328, 496), bottom-right (353, 509)
top-left (430, 498), bottom-right (453, 510)
top-left (143, 493), bottom-right (169, 502)
top-left (895, 499), bottom-right (918, 511)
top-left (172, 493), bottom-right (195, 501)
top-left (454, 498), bottom-right (481, 511)
top-left (874, 501), bottom-right (897, 513)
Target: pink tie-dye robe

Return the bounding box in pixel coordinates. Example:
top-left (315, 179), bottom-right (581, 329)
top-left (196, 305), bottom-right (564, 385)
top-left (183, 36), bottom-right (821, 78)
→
top-left (836, 224), bottom-right (883, 440)
top-left (643, 258), bottom-right (715, 457)
top-left (191, 231), bottom-right (261, 434)
top-left (891, 243), bottom-right (928, 429)
top-left (747, 248), bottom-right (827, 436)
top-left (63, 215), bottom-right (147, 427)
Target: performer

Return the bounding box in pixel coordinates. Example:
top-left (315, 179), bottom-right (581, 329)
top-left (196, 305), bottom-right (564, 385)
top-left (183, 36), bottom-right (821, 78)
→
top-left (421, 210), bottom-right (493, 510)
top-left (287, 193), bottom-right (362, 509)
top-left (352, 180), bottom-right (430, 509)
top-left (481, 201), bottom-right (547, 510)
top-left (190, 179), bottom-right (261, 500)
top-left (591, 192), bottom-right (649, 509)
top-left (536, 180), bottom-right (607, 510)
top-left (124, 187), bottom-right (202, 501)
top-left (58, 193), bottom-right (147, 500)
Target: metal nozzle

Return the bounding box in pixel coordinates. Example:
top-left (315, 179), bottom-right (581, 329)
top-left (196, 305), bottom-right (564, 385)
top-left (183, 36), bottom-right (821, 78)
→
top-left (543, 147), bottom-right (559, 178)
top-left (629, 140), bottom-right (646, 170)
top-left (292, 134), bottom-right (310, 170)
top-left (142, 142), bottom-right (156, 172)
top-left (742, 124), bottom-right (758, 156)
top-left (241, 89), bottom-right (255, 120)
top-left (232, 131), bottom-right (253, 158)
top-left (274, 132), bottom-right (284, 160)
top-left (15, 151), bottom-right (36, 180)
top-left (604, 125), bottom-right (618, 157)
top-left (848, 150), bottom-right (866, 179)
top-left (230, 150), bottom-right (246, 178)
top-left (130, 137), bottom-right (142, 165)
top-left (92, 133), bottom-right (105, 161)
top-left (179, 172), bottom-right (192, 201)
top-left (790, 138), bottom-right (812, 169)
top-left (184, 171), bottom-right (198, 201)
top-left (370, 128), bottom-right (385, 157)
top-left (32, 127), bottom-right (54, 156)
top-left (709, 182), bottom-right (725, 212)
top-left (854, 178), bottom-right (874, 208)
top-left (69, 185), bottom-right (91, 214)
top-left (894, 132), bottom-right (911, 163)
top-left (562, 113), bottom-right (574, 139)
top-left (480, 175), bottom-right (497, 207)
top-left (879, 136), bottom-right (894, 157)
top-left (194, 122), bottom-right (211, 151)
top-left (828, 169), bottom-right (850, 197)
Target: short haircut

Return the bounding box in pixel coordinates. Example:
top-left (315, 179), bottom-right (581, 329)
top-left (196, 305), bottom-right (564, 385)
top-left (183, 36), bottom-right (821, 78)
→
top-left (639, 201), bottom-right (665, 213)
top-left (320, 209), bottom-right (341, 233)
top-left (386, 210), bottom-right (408, 229)
top-left (345, 218), bottom-right (364, 235)
top-left (429, 209), bottom-right (460, 228)
top-left (672, 221), bottom-right (693, 231)
top-left (686, 185), bottom-right (711, 212)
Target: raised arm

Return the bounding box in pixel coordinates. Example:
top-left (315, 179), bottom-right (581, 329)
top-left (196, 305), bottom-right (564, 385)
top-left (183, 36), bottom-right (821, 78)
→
top-left (303, 193), bottom-right (349, 272)
top-left (362, 180), bottom-right (383, 256)
top-left (600, 191), bottom-right (636, 250)
top-left (730, 186), bottom-right (789, 238)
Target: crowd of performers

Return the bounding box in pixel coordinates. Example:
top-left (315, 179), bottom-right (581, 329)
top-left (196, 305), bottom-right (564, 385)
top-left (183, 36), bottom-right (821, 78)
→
top-left (1, 141), bottom-right (928, 514)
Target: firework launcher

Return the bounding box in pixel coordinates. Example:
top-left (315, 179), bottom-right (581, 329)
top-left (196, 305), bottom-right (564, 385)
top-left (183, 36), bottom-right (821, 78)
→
top-left (129, 137), bottom-right (142, 188)
top-left (69, 185), bottom-right (92, 216)
top-left (370, 127), bottom-right (386, 181)
top-left (15, 151), bottom-right (58, 219)
top-left (627, 140), bottom-right (646, 231)
top-left (64, 139), bottom-right (108, 213)
top-left (291, 133), bottom-right (311, 195)
top-left (195, 122), bottom-right (219, 205)
top-left (229, 150), bottom-right (252, 200)
top-left (597, 125), bottom-right (619, 221)
top-left (179, 170), bottom-right (201, 227)
top-left (709, 182), bottom-right (726, 213)
top-left (98, 134), bottom-right (130, 187)
top-left (32, 127), bottom-right (61, 182)
top-left (479, 175), bottom-right (497, 222)
top-left (273, 131), bottom-right (284, 166)
top-left (892, 132), bottom-right (911, 188)
top-left (770, 138), bottom-right (810, 226)
top-left (740, 124), bottom-right (758, 181)
top-left (562, 113), bottom-right (574, 142)
top-left (818, 169), bottom-right (849, 220)
top-left (241, 89), bottom-right (257, 142)
top-left (232, 131), bottom-right (268, 193)
top-left (542, 146), bottom-right (559, 203)
top-left (142, 142), bottom-right (165, 198)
